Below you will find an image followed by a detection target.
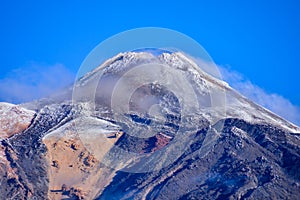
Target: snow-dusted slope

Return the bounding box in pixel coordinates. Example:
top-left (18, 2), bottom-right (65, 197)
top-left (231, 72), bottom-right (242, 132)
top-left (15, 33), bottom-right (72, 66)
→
top-left (1, 50), bottom-right (299, 199)
top-left (73, 51), bottom-right (300, 133)
top-left (0, 102), bottom-right (35, 139)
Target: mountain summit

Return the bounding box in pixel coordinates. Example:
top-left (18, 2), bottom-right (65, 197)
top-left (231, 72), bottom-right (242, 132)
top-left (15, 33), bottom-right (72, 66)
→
top-left (0, 51), bottom-right (299, 199)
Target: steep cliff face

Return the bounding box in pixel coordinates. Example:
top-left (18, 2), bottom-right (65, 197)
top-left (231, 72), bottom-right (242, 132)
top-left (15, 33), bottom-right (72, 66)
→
top-left (0, 51), bottom-right (299, 199)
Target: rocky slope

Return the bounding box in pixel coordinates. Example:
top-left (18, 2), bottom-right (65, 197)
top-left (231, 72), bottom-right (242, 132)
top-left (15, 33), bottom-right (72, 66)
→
top-left (0, 102), bottom-right (35, 139)
top-left (0, 51), bottom-right (299, 199)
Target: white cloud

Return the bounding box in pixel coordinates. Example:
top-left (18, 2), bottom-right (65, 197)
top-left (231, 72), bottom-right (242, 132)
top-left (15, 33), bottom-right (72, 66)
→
top-left (220, 66), bottom-right (300, 126)
top-left (0, 62), bottom-right (75, 104)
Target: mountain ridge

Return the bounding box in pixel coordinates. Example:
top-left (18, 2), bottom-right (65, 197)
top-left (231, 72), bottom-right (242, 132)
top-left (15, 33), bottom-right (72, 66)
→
top-left (0, 51), bottom-right (299, 199)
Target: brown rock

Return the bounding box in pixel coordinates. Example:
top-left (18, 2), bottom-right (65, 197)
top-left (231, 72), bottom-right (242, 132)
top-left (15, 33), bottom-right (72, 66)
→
top-left (0, 103), bottom-right (35, 139)
top-left (84, 154), bottom-right (96, 167)
top-left (71, 142), bottom-right (80, 150)
top-left (52, 160), bottom-right (59, 168)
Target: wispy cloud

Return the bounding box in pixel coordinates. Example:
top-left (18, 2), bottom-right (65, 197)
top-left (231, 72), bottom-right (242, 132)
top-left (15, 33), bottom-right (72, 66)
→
top-left (220, 66), bottom-right (300, 126)
top-left (0, 62), bottom-right (75, 104)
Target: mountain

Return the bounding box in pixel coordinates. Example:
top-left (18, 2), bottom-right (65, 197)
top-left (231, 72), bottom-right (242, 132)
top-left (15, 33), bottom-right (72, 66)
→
top-left (0, 51), bottom-right (299, 200)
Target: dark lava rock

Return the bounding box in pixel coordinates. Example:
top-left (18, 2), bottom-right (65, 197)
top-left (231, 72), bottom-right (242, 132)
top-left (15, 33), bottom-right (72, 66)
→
top-left (97, 118), bottom-right (300, 200)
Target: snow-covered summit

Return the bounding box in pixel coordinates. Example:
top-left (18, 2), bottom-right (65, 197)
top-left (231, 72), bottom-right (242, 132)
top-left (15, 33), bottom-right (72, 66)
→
top-left (19, 50), bottom-right (300, 133)
top-left (72, 51), bottom-right (300, 133)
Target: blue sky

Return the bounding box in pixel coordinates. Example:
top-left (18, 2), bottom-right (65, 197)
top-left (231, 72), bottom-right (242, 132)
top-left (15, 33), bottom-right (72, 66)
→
top-left (0, 0), bottom-right (299, 125)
